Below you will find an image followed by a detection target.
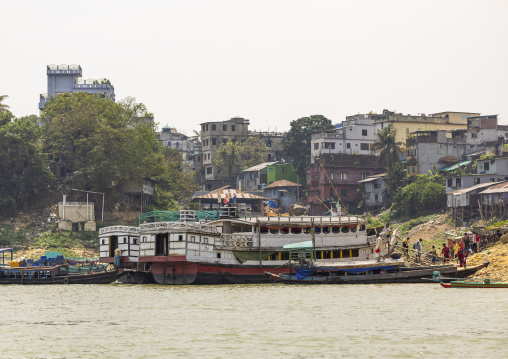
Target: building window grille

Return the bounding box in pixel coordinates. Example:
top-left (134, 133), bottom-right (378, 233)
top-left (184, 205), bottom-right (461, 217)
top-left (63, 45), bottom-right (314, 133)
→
top-left (362, 129), bottom-right (367, 136)
top-left (360, 143), bottom-right (369, 151)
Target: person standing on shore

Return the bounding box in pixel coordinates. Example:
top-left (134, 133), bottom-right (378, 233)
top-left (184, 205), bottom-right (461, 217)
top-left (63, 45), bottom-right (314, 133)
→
top-left (430, 245), bottom-right (437, 264)
top-left (375, 234), bottom-right (383, 262)
top-left (414, 239), bottom-right (423, 263)
top-left (402, 237), bottom-right (409, 257)
top-left (114, 246), bottom-right (121, 267)
top-left (453, 240), bottom-right (460, 261)
top-left (441, 243), bottom-right (450, 263)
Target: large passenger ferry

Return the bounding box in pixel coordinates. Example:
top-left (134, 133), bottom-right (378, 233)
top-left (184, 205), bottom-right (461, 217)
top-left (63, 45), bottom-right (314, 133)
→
top-left (98, 207), bottom-right (382, 284)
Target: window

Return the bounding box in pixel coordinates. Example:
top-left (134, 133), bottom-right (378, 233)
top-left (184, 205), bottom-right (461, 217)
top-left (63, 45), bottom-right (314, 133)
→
top-left (474, 178), bottom-right (480, 185)
top-left (223, 125), bottom-right (227, 131)
top-left (471, 133), bottom-right (477, 138)
top-left (491, 178), bottom-right (495, 182)
top-left (253, 173), bottom-right (258, 179)
top-left (212, 124), bottom-right (216, 131)
top-left (362, 173), bottom-right (368, 180)
top-left (231, 125), bottom-right (236, 131)
top-left (281, 167), bottom-right (286, 173)
top-left (360, 143), bottom-right (369, 151)
top-left (375, 194), bottom-right (379, 202)
top-left (324, 142), bottom-right (335, 149)
top-left (340, 173), bottom-right (348, 180)
top-left (133, 238), bottom-right (138, 245)
top-left (202, 125), bottom-right (206, 132)
top-left (191, 236), bottom-right (195, 242)
top-left (266, 140), bottom-right (272, 147)
top-left (143, 236), bottom-right (147, 242)
top-left (448, 179), bottom-right (452, 187)
top-left (206, 167), bottom-right (212, 174)
top-left (212, 139), bottom-right (216, 146)
top-left (102, 239), bottom-right (105, 245)
top-left (362, 129), bottom-right (367, 136)
top-left (456, 178), bottom-right (462, 187)
top-left (179, 235), bottom-right (183, 241)
top-left (314, 143), bottom-right (319, 150)
top-left (484, 162), bottom-right (490, 171)
top-left (346, 143), bottom-right (351, 149)
top-left (123, 238), bottom-right (126, 244)
top-left (217, 252), bottom-right (221, 258)
top-left (341, 189), bottom-right (348, 197)
top-left (267, 154), bottom-right (272, 161)
top-left (269, 168), bottom-right (274, 172)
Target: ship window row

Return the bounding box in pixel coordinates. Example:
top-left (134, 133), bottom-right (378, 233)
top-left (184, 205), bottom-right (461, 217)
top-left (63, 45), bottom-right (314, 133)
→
top-left (258, 225), bottom-right (365, 234)
top-left (267, 249), bottom-right (359, 260)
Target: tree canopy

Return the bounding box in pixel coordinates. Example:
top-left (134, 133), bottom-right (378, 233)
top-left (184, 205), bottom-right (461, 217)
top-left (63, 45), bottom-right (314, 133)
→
top-left (284, 115), bottom-right (335, 176)
top-left (41, 93), bottom-right (165, 195)
top-left (151, 147), bottom-right (198, 210)
top-left (213, 137), bottom-right (267, 182)
top-left (391, 175), bottom-right (446, 216)
top-left (0, 94), bottom-right (9, 112)
top-left (371, 125), bottom-right (403, 169)
top-left (0, 113), bottom-right (55, 214)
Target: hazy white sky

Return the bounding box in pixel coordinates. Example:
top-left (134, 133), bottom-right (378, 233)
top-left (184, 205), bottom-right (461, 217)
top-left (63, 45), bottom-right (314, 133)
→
top-left (2, 0), bottom-right (507, 134)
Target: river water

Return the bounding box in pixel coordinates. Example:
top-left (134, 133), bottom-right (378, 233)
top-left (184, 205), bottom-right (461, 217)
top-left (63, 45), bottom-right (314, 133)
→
top-left (0, 283), bottom-right (507, 358)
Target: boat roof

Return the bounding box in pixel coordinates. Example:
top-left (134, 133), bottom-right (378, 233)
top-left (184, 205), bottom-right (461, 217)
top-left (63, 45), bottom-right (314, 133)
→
top-left (240, 215), bottom-right (365, 225)
top-left (283, 241), bottom-right (314, 249)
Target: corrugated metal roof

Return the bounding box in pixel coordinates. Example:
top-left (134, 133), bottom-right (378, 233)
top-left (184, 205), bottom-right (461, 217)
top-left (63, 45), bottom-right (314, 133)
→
top-left (193, 187), bottom-right (267, 200)
top-left (242, 162), bottom-right (278, 172)
top-left (264, 180), bottom-right (301, 189)
top-left (447, 181), bottom-right (500, 195)
top-left (479, 181), bottom-right (508, 194)
top-left (439, 160), bottom-right (471, 172)
top-left (358, 173), bottom-right (386, 183)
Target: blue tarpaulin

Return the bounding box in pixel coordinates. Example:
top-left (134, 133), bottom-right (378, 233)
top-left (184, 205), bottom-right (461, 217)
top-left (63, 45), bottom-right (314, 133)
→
top-left (295, 265), bottom-right (398, 280)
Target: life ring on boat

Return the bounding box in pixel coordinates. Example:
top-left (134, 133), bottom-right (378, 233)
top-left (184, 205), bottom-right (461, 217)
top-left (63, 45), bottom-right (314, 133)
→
top-left (63, 277), bottom-right (69, 284)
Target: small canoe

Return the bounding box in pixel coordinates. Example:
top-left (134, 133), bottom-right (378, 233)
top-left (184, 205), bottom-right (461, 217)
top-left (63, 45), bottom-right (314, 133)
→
top-left (441, 279), bottom-right (508, 288)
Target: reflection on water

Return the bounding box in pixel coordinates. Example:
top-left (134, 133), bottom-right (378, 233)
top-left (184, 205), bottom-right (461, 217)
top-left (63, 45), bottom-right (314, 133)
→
top-left (1, 283), bottom-right (507, 358)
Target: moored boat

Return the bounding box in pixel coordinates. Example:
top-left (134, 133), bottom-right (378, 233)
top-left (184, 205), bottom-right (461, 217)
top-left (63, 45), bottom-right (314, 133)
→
top-left (265, 245), bottom-right (489, 284)
top-left (99, 208), bottom-right (392, 285)
top-left (441, 278), bottom-right (508, 288)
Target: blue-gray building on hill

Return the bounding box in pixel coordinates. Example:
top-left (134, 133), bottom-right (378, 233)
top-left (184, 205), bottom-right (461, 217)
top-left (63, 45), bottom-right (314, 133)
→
top-left (39, 64), bottom-right (115, 111)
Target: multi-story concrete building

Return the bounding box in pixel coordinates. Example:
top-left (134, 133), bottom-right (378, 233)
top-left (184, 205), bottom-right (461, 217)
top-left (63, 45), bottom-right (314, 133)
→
top-left (39, 64), bottom-right (115, 111)
top-left (306, 154), bottom-right (384, 215)
top-left (310, 114), bottom-right (377, 160)
top-left (249, 131), bottom-right (285, 162)
top-left (200, 117), bottom-right (250, 183)
top-left (158, 125), bottom-right (201, 170)
top-left (199, 117), bottom-right (286, 189)
top-left (445, 157), bottom-right (508, 194)
top-left (406, 115), bottom-right (506, 177)
top-left (371, 110), bottom-right (479, 146)
top-left (358, 174), bottom-right (388, 213)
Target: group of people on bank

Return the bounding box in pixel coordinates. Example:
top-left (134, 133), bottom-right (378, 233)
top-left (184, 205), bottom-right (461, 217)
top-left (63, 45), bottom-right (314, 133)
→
top-left (377, 223), bottom-right (502, 267)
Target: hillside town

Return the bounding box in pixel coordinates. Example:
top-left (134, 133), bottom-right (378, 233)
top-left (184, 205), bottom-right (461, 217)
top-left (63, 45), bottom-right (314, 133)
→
top-left (3, 63), bottom-right (508, 226)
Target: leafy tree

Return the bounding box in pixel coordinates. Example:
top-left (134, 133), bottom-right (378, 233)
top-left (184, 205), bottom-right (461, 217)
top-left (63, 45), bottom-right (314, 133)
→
top-left (0, 114), bottom-right (55, 215)
top-left (371, 124), bottom-right (403, 169)
top-left (384, 161), bottom-right (405, 199)
top-left (40, 92), bottom-right (164, 195)
top-left (0, 94), bottom-right (9, 112)
top-left (284, 115), bottom-right (335, 176)
top-left (392, 175), bottom-right (446, 216)
top-left (151, 148), bottom-right (198, 210)
top-left (213, 137), bottom-right (267, 182)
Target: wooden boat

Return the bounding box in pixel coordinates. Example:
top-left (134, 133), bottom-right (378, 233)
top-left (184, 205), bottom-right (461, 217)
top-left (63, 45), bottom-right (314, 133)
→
top-left (265, 261), bottom-right (489, 285)
top-left (99, 210), bottom-right (397, 285)
top-left (441, 279), bottom-right (508, 288)
top-left (0, 264), bottom-right (123, 285)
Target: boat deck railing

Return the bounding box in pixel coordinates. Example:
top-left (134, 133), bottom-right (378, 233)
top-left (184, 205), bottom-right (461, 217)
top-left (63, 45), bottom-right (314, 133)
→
top-left (218, 234), bottom-right (254, 247)
top-left (0, 264), bottom-right (69, 280)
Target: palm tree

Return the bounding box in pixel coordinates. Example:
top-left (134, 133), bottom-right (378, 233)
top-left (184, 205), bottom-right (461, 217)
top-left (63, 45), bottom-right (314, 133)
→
top-left (0, 94), bottom-right (9, 112)
top-left (371, 124), bottom-right (403, 169)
